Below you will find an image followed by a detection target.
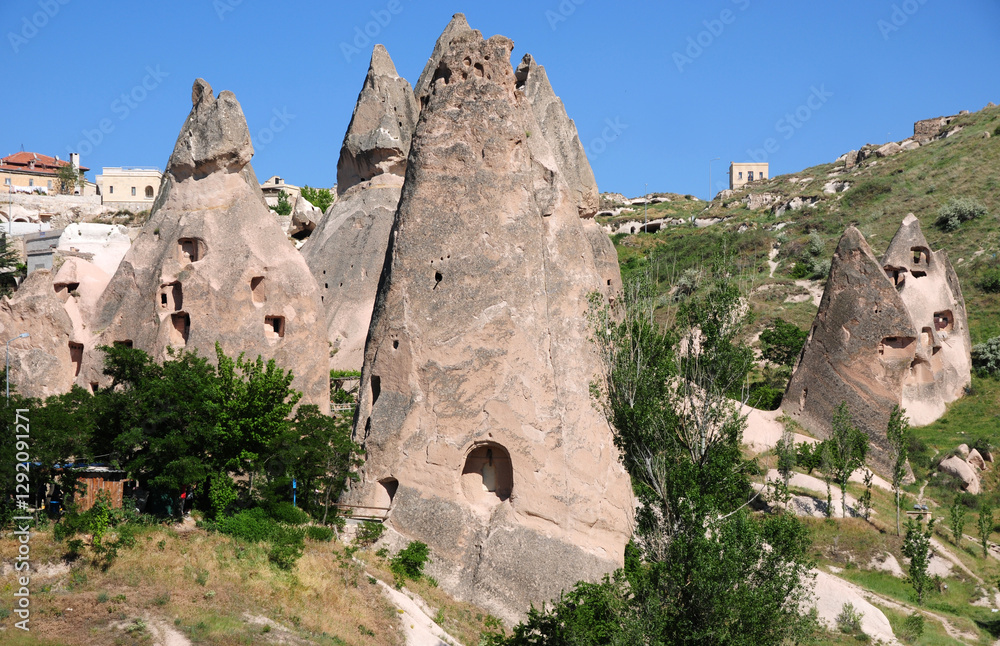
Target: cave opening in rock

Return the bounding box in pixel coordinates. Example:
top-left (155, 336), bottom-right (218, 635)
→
top-left (462, 443), bottom-right (512, 503)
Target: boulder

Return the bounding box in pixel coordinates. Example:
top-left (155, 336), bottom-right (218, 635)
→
top-left (900, 139), bottom-right (920, 151)
top-left (343, 22), bottom-right (632, 623)
top-left (80, 79), bottom-right (328, 411)
top-left (300, 45), bottom-right (419, 371)
top-left (968, 448), bottom-right (987, 471)
top-left (288, 195), bottom-right (321, 239)
top-left (957, 443), bottom-right (970, 458)
top-left (843, 149), bottom-right (859, 168)
top-left (939, 455), bottom-right (980, 494)
top-left (875, 142), bottom-right (902, 157)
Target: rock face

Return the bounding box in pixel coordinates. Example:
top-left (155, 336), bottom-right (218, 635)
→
top-left (881, 214), bottom-right (971, 425)
top-left (784, 218), bottom-right (971, 470)
top-left (412, 13), bottom-right (477, 109)
top-left (300, 45), bottom-right (418, 371)
top-left (344, 26), bottom-right (632, 622)
top-left (80, 79), bottom-right (328, 410)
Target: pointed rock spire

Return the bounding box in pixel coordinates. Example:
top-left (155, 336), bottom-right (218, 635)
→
top-left (344, 27), bottom-right (631, 623)
top-left (515, 53), bottom-right (599, 218)
top-left (302, 45), bottom-right (417, 371)
top-left (338, 45), bottom-right (419, 194)
top-left (167, 78), bottom-right (253, 181)
top-left (413, 13), bottom-right (478, 108)
top-left (81, 79), bottom-right (329, 411)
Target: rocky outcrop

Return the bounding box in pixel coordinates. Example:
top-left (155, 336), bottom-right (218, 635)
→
top-left (80, 79), bottom-right (328, 410)
top-left (784, 217), bottom-right (972, 471)
top-left (344, 23), bottom-right (632, 622)
top-left (939, 455), bottom-right (980, 494)
top-left (300, 45), bottom-right (418, 371)
top-left (875, 142), bottom-right (902, 158)
top-left (783, 227), bottom-right (918, 471)
top-left (881, 215), bottom-right (971, 425)
top-left (968, 448), bottom-right (987, 471)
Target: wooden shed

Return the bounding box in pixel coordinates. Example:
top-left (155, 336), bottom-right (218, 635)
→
top-left (72, 466), bottom-right (127, 511)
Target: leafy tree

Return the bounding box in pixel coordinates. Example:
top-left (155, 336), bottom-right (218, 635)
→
top-left (949, 500), bottom-right (967, 547)
top-left (300, 185), bottom-right (334, 213)
top-left (858, 468), bottom-right (873, 521)
top-left (508, 270), bottom-right (814, 646)
top-left (979, 500), bottom-right (994, 559)
top-left (886, 405), bottom-right (910, 536)
top-left (0, 234), bottom-right (26, 297)
top-left (56, 163), bottom-right (83, 195)
top-left (902, 516), bottom-right (935, 605)
top-left (775, 427), bottom-right (796, 506)
top-left (272, 190), bottom-right (292, 216)
top-left (828, 402), bottom-right (869, 518)
top-left (759, 318), bottom-right (808, 368)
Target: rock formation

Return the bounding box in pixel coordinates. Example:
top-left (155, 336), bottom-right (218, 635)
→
top-left (300, 45), bottom-right (418, 371)
top-left (343, 24), bottom-right (632, 622)
top-left (881, 214), bottom-right (971, 425)
top-left (288, 195), bottom-right (321, 239)
top-left (784, 217), bottom-right (971, 469)
top-left (412, 13), bottom-right (476, 109)
top-left (79, 79), bottom-right (328, 410)
top-left (0, 257), bottom-right (111, 400)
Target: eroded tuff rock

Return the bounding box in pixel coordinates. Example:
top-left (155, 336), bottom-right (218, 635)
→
top-left (343, 25), bottom-right (632, 622)
top-left (881, 214), bottom-right (971, 425)
top-left (0, 258), bottom-right (111, 400)
top-left (784, 218), bottom-right (971, 470)
top-left (80, 79), bottom-right (328, 410)
top-left (288, 195), bottom-right (321, 239)
top-left (413, 13), bottom-right (477, 109)
top-left (301, 45), bottom-right (418, 371)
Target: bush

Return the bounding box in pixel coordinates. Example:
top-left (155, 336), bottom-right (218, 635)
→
top-left (936, 197), bottom-right (988, 232)
top-left (972, 336), bottom-right (1000, 376)
top-left (748, 382), bottom-right (783, 410)
top-left (306, 525), bottom-right (334, 542)
top-left (268, 526), bottom-right (305, 570)
top-left (272, 190), bottom-right (292, 216)
top-left (977, 268), bottom-right (1000, 294)
top-left (390, 541), bottom-right (430, 582)
top-left (216, 508), bottom-right (279, 543)
top-left (836, 601), bottom-right (863, 634)
top-left (900, 611), bottom-right (924, 642)
top-left (263, 501), bottom-right (309, 525)
top-left (208, 474), bottom-right (238, 520)
top-left (355, 520), bottom-right (385, 547)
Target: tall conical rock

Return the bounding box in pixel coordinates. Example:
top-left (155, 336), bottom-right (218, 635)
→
top-left (344, 25), bottom-right (632, 622)
top-left (783, 219), bottom-right (971, 470)
top-left (301, 45), bottom-right (418, 370)
top-left (880, 214), bottom-right (971, 424)
top-left (80, 79), bottom-right (328, 410)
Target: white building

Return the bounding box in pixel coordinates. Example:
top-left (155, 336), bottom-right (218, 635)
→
top-left (96, 167), bottom-right (163, 206)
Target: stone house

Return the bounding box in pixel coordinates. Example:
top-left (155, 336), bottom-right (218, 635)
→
top-left (729, 161), bottom-right (769, 190)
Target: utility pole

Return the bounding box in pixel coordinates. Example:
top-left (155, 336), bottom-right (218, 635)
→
top-left (709, 157), bottom-right (720, 202)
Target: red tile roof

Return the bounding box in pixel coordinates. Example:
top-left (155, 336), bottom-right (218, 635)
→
top-left (0, 152), bottom-right (90, 175)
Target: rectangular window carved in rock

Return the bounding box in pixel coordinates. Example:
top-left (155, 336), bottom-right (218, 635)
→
top-left (178, 238), bottom-right (201, 263)
top-left (264, 315), bottom-right (285, 339)
top-left (170, 312), bottom-right (190, 345)
top-left (69, 342), bottom-right (83, 377)
top-left (250, 276), bottom-right (265, 304)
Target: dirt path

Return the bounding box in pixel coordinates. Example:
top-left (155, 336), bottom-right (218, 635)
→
top-left (793, 279), bottom-right (824, 306)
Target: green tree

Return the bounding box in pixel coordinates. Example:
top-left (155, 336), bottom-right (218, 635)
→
top-left (300, 185), bottom-right (334, 213)
top-left (775, 427), bottom-right (796, 506)
top-left (759, 318), bottom-right (808, 368)
top-left (902, 516), bottom-right (935, 605)
top-left (0, 234), bottom-right (26, 297)
top-left (979, 500), bottom-right (994, 559)
top-left (886, 405), bottom-right (910, 536)
top-left (509, 270), bottom-right (814, 646)
top-left (56, 163), bottom-right (83, 195)
top-left (949, 500), bottom-right (967, 547)
top-left (272, 190), bottom-right (292, 216)
top-left (828, 402), bottom-right (869, 518)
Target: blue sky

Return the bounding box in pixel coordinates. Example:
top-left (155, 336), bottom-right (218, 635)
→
top-left (3, 0), bottom-right (998, 198)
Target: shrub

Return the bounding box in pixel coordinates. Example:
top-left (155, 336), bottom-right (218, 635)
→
top-left (263, 501), bottom-right (309, 525)
top-left (306, 525), bottom-right (334, 542)
top-left (972, 336), bottom-right (1000, 376)
top-left (390, 541), bottom-right (430, 582)
top-left (272, 190), bottom-right (292, 216)
top-left (836, 602), bottom-right (863, 634)
top-left (268, 526), bottom-right (305, 570)
top-left (216, 508), bottom-right (279, 543)
top-left (977, 268), bottom-right (1000, 294)
top-left (936, 197), bottom-right (988, 232)
top-left (900, 611), bottom-right (924, 642)
top-left (748, 382), bottom-right (783, 410)
top-left (208, 474), bottom-right (238, 520)
top-left (355, 520), bottom-right (385, 547)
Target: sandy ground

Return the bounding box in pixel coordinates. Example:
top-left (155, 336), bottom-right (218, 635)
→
top-left (376, 578), bottom-right (463, 646)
